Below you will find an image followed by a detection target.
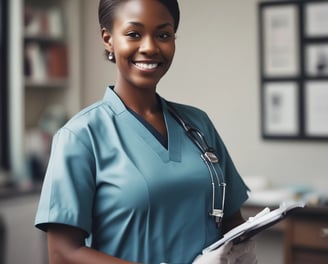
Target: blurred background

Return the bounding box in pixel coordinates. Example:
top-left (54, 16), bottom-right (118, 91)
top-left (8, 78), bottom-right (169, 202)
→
top-left (0, 0), bottom-right (327, 263)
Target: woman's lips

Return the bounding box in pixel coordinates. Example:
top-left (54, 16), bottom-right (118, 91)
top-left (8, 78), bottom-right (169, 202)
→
top-left (133, 62), bottom-right (161, 71)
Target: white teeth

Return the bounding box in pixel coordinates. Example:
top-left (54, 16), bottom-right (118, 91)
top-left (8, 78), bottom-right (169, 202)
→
top-left (135, 62), bottom-right (159, 70)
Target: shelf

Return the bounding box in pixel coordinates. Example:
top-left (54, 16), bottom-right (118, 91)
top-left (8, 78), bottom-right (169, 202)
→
top-left (8, 0), bottom-right (81, 183)
top-left (24, 34), bottom-right (65, 44)
top-left (25, 77), bottom-right (68, 88)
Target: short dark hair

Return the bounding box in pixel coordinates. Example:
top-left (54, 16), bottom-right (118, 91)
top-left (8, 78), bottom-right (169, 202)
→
top-left (98, 0), bottom-right (180, 33)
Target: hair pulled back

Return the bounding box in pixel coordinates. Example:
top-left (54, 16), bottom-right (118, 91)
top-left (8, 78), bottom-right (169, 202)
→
top-left (98, 0), bottom-right (180, 33)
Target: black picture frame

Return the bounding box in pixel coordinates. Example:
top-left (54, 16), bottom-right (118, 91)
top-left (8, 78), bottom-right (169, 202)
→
top-left (0, 0), bottom-right (10, 170)
top-left (259, 0), bottom-right (328, 140)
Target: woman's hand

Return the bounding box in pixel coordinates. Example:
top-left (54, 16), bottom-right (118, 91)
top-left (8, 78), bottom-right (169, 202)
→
top-left (230, 239), bottom-right (257, 264)
top-left (192, 242), bottom-right (233, 264)
top-left (192, 239), bottom-right (257, 264)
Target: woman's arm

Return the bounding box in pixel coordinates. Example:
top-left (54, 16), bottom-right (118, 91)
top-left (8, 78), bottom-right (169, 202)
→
top-left (47, 224), bottom-right (139, 264)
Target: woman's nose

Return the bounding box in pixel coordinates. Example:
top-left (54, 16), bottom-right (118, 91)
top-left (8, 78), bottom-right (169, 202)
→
top-left (139, 36), bottom-right (159, 55)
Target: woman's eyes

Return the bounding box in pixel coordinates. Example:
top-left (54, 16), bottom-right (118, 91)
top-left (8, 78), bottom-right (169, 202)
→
top-left (158, 32), bottom-right (173, 40)
top-left (126, 32), bottom-right (141, 39)
top-left (125, 31), bottom-right (173, 41)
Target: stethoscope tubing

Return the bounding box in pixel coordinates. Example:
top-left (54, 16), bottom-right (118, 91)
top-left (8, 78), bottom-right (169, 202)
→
top-left (167, 102), bottom-right (226, 223)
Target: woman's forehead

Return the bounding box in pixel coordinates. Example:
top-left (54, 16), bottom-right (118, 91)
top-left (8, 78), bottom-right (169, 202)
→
top-left (113, 0), bottom-right (175, 26)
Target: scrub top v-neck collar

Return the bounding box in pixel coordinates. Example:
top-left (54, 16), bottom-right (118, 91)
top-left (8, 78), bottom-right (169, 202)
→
top-left (103, 87), bottom-right (182, 163)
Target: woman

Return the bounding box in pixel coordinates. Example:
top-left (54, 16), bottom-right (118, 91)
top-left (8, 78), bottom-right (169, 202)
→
top-left (35, 0), bottom-right (257, 263)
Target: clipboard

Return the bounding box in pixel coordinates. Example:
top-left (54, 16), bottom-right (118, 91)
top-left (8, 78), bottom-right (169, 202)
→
top-left (202, 201), bottom-right (305, 253)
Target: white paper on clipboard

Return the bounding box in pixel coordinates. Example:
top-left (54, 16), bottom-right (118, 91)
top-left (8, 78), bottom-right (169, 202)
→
top-left (202, 201), bottom-right (305, 254)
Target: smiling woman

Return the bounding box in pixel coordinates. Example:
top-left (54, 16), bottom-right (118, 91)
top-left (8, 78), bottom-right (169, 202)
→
top-left (101, 0), bottom-right (176, 102)
top-left (34, 1), bottom-right (256, 264)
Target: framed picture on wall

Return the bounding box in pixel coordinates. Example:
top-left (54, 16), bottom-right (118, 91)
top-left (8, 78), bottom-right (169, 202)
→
top-left (305, 2), bottom-right (328, 37)
top-left (259, 0), bottom-right (328, 140)
top-left (305, 43), bottom-right (328, 77)
top-left (304, 81), bottom-right (328, 137)
top-left (262, 82), bottom-right (299, 137)
top-left (260, 4), bottom-right (300, 77)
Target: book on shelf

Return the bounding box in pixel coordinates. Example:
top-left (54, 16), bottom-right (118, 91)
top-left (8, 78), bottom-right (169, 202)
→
top-left (47, 44), bottom-right (68, 78)
top-left (25, 5), bottom-right (64, 39)
top-left (25, 42), bottom-right (47, 81)
top-left (24, 42), bottom-right (68, 83)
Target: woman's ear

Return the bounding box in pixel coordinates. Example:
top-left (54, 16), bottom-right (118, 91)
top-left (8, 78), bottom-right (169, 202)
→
top-left (101, 28), bottom-right (113, 53)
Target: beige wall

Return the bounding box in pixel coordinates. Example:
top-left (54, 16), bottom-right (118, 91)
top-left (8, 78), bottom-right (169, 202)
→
top-left (80, 0), bottom-right (328, 190)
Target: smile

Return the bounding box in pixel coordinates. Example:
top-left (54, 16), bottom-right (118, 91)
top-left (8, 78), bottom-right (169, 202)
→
top-left (134, 62), bottom-right (161, 70)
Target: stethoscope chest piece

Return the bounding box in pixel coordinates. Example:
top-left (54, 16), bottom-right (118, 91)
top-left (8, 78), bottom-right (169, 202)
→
top-left (210, 209), bottom-right (224, 223)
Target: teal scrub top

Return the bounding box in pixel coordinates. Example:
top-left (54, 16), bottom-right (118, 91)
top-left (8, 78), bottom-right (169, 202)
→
top-left (35, 87), bottom-right (249, 264)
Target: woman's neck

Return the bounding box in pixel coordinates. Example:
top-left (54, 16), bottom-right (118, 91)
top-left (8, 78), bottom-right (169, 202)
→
top-left (113, 82), bottom-right (161, 117)
top-left (113, 83), bottom-right (167, 140)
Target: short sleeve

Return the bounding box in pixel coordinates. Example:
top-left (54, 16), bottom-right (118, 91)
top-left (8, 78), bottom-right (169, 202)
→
top-left (35, 128), bottom-right (96, 235)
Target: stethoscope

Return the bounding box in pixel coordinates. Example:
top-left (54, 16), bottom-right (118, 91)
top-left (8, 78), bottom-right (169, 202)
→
top-left (167, 103), bottom-right (226, 224)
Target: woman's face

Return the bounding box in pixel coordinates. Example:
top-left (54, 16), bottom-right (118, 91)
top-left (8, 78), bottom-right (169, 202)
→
top-left (104, 0), bottom-right (176, 91)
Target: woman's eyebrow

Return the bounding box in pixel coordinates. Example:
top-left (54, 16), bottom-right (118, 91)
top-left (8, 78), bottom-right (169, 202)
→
top-left (158, 22), bottom-right (174, 29)
top-left (126, 21), bottom-right (174, 29)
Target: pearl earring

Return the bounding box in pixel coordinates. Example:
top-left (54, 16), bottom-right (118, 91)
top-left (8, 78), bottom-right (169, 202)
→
top-left (108, 52), bottom-right (114, 61)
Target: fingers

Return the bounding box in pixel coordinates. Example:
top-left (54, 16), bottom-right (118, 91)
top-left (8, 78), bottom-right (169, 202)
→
top-left (236, 252), bottom-right (258, 264)
top-left (216, 241), bottom-right (234, 255)
top-left (193, 240), bottom-right (257, 264)
top-left (232, 239), bottom-right (256, 256)
top-left (233, 239), bottom-right (257, 264)
top-left (192, 242), bottom-right (233, 264)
